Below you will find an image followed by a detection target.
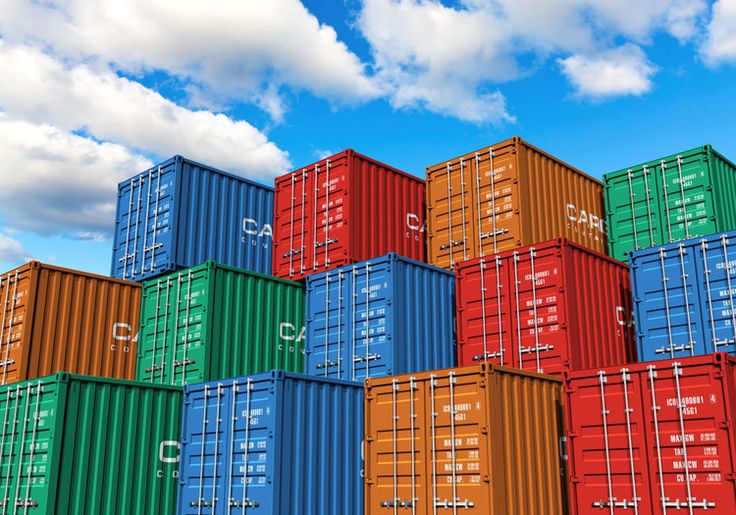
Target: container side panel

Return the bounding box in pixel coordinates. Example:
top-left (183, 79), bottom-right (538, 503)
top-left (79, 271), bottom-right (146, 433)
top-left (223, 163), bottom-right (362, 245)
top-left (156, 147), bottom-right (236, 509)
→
top-left (279, 376), bottom-right (363, 515)
top-left (642, 359), bottom-right (736, 513)
top-left (566, 244), bottom-right (636, 370)
top-left (352, 154), bottom-right (426, 265)
top-left (0, 267), bottom-right (32, 385)
top-left (273, 153), bottom-right (352, 281)
top-left (394, 258), bottom-right (456, 375)
top-left (518, 141), bottom-right (607, 255)
top-left (566, 368), bottom-right (653, 514)
top-left (490, 371), bottom-right (566, 514)
top-left (26, 266), bottom-right (140, 383)
top-left (137, 266), bottom-right (209, 385)
top-left (112, 159), bottom-right (178, 280)
top-left (56, 379), bottom-right (182, 515)
top-left (0, 377), bottom-right (60, 513)
top-left (631, 243), bottom-right (705, 361)
top-left (210, 267), bottom-right (305, 379)
top-left (710, 149), bottom-right (736, 232)
top-left (177, 160), bottom-right (274, 276)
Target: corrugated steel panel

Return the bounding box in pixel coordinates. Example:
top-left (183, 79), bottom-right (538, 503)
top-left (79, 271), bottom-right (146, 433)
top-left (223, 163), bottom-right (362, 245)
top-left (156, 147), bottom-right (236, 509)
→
top-left (630, 229), bottom-right (736, 361)
top-left (364, 363), bottom-right (566, 514)
top-left (456, 238), bottom-right (635, 374)
top-left (565, 353), bottom-right (736, 515)
top-left (137, 261), bottom-right (305, 386)
top-left (111, 155), bottom-right (274, 281)
top-left (178, 371), bottom-right (363, 514)
top-left (604, 145), bottom-right (736, 261)
top-left (305, 253), bottom-right (455, 381)
top-left (427, 137), bottom-right (607, 271)
top-left (273, 149), bottom-right (426, 281)
top-left (0, 261), bottom-right (140, 385)
top-left (0, 373), bottom-right (181, 514)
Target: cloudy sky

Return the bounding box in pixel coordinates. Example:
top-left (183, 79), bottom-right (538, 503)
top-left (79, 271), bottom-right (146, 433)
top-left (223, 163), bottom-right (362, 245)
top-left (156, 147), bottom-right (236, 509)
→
top-left (0, 0), bottom-right (734, 274)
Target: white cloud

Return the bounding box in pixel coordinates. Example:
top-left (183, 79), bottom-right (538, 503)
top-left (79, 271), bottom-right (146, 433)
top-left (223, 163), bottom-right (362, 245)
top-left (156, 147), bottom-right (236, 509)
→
top-left (0, 0), bottom-right (379, 117)
top-left (0, 233), bottom-right (30, 264)
top-left (0, 114), bottom-right (152, 237)
top-left (559, 44), bottom-right (658, 99)
top-left (0, 42), bottom-right (290, 179)
top-left (357, 0), bottom-right (706, 121)
top-left (702, 0), bottom-right (736, 65)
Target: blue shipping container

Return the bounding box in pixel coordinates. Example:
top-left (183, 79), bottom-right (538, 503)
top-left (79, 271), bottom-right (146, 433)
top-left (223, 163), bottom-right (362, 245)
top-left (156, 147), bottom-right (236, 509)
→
top-left (305, 252), bottom-right (455, 380)
top-left (631, 229), bottom-right (736, 361)
top-left (177, 371), bottom-right (363, 515)
top-left (111, 155), bottom-right (274, 281)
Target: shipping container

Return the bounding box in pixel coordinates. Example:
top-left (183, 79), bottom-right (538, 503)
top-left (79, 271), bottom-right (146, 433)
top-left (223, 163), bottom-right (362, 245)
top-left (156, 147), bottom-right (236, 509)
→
top-left (0, 261), bottom-right (140, 385)
top-left (605, 145), bottom-right (736, 261)
top-left (630, 229), bottom-right (736, 362)
top-left (456, 238), bottom-right (635, 374)
top-left (364, 363), bottom-right (566, 514)
top-left (0, 373), bottom-right (181, 514)
top-left (565, 353), bottom-right (736, 515)
top-left (137, 261), bottom-right (305, 386)
top-left (178, 371), bottom-right (363, 514)
top-left (111, 155), bottom-right (274, 281)
top-left (305, 253), bottom-right (455, 381)
top-left (273, 149), bottom-right (426, 281)
top-left (426, 137), bottom-right (607, 271)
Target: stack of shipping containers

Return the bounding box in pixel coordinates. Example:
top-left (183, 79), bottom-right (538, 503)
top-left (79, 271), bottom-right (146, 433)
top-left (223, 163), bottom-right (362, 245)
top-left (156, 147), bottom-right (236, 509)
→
top-left (2, 134), bottom-right (735, 514)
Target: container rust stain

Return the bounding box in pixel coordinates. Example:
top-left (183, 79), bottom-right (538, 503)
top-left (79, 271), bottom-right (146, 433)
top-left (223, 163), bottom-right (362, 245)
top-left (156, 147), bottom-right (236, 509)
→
top-left (364, 363), bottom-right (567, 514)
top-left (427, 137), bottom-right (607, 270)
top-left (0, 261), bottom-right (140, 384)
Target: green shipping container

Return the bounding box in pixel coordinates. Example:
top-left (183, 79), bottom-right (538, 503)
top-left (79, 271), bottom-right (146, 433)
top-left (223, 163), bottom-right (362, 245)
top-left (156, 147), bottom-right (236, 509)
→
top-left (605, 145), bottom-right (736, 261)
top-left (0, 374), bottom-right (181, 514)
top-left (137, 261), bottom-right (305, 386)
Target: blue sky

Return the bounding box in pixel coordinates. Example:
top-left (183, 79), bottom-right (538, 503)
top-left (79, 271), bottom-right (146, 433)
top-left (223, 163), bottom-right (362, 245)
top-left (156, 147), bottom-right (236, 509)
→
top-left (0, 0), bottom-right (734, 275)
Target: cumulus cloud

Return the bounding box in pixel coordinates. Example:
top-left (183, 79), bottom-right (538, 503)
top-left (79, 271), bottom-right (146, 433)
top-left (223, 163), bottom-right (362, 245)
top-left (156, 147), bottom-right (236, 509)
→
top-left (702, 0), bottom-right (736, 65)
top-left (0, 115), bottom-right (152, 237)
top-left (0, 0), bottom-right (379, 118)
top-left (0, 42), bottom-right (290, 179)
top-left (559, 44), bottom-right (658, 99)
top-left (0, 233), bottom-right (30, 264)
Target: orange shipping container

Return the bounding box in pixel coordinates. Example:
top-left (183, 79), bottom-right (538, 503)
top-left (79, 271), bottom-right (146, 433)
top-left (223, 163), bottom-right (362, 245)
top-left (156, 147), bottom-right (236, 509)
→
top-left (0, 262), bottom-right (140, 385)
top-left (427, 137), bottom-right (607, 270)
top-left (364, 363), bottom-right (567, 514)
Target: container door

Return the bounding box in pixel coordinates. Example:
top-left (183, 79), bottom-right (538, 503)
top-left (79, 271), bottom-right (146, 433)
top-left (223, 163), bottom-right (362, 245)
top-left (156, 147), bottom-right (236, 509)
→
top-left (632, 244), bottom-right (704, 361)
top-left (0, 378), bottom-right (58, 513)
top-left (566, 368), bottom-right (652, 513)
top-left (348, 260), bottom-right (392, 380)
top-left (112, 161), bottom-right (177, 280)
top-left (365, 376), bottom-right (430, 514)
top-left (273, 154), bottom-right (350, 281)
top-left (476, 147), bottom-right (521, 257)
top-left (423, 370), bottom-right (489, 513)
top-left (508, 246), bottom-right (568, 374)
top-left (456, 256), bottom-right (513, 368)
top-left (305, 269), bottom-right (351, 380)
top-left (427, 158), bottom-right (477, 270)
top-left (658, 150), bottom-right (716, 244)
top-left (0, 268), bottom-right (31, 385)
top-left (642, 359), bottom-right (736, 513)
top-left (137, 267), bottom-right (209, 385)
top-left (606, 166), bottom-right (664, 261)
top-left (694, 233), bottom-right (736, 355)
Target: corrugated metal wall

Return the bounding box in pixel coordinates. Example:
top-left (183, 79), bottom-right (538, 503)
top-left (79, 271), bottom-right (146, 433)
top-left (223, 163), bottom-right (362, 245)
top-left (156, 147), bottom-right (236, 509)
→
top-left (178, 371), bottom-right (363, 514)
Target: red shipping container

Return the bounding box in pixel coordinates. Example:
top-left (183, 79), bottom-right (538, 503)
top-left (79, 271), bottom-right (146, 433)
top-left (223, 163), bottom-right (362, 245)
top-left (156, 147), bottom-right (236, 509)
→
top-left (456, 237), bottom-right (635, 374)
top-left (273, 149), bottom-right (426, 281)
top-left (565, 353), bottom-right (736, 514)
